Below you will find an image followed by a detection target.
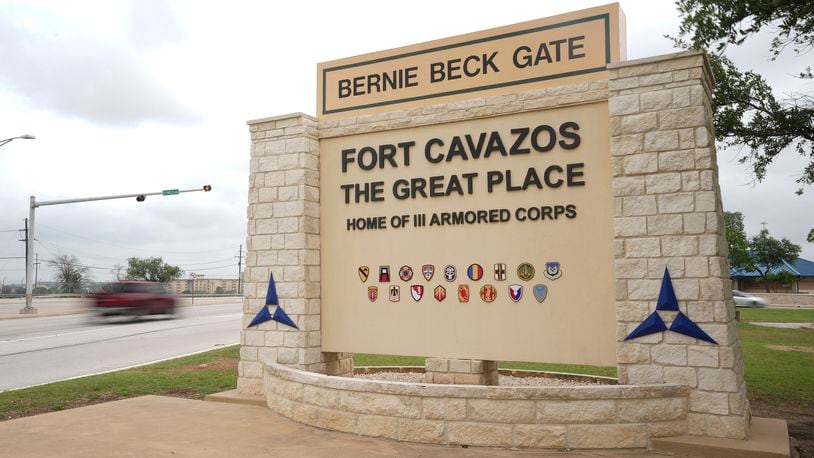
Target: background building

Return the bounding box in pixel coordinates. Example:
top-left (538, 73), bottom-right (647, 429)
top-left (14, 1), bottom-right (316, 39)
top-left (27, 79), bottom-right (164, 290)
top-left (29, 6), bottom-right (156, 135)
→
top-left (166, 277), bottom-right (240, 295)
top-left (731, 257), bottom-right (814, 293)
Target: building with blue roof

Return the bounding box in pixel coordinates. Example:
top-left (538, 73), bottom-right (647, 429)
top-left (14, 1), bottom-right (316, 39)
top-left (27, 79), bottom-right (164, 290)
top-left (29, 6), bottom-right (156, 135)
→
top-left (730, 256), bottom-right (814, 293)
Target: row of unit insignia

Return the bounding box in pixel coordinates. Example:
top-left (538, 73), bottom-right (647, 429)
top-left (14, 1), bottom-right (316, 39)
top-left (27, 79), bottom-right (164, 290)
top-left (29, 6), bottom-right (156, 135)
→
top-left (366, 284), bottom-right (550, 303)
top-left (358, 262), bottom-right (563, 283)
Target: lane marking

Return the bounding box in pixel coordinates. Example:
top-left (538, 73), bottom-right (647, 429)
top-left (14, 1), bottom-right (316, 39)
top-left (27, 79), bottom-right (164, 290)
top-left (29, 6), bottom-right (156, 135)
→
top-left (0, 343), bottom-right (240, 393)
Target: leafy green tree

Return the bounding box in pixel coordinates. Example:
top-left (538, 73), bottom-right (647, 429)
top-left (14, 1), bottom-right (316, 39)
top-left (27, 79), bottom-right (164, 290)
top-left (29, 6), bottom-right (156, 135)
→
top-left (673, 0), bottom-right (814, 193)
top-left (48, 254), bottom-right (91, 293)
top-left (125, 257), bottom-right (183, 283)
top-left (808, 228), bottom-right (814, 243)
top-left (749, 229), bottom-right (801, 291)
top-left (724, 211), bottom-right (751, 270)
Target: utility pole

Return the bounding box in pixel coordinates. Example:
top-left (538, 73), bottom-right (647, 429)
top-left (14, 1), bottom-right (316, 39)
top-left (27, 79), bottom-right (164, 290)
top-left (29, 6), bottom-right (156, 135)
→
top-left (236, 244), bottom-right (243, 295)
top-left (19, 218), bottom-right (29, 305)
top-left (21, 185), bottom-right (213, 314)
top-left (33, 253), bottom-right (40, 293)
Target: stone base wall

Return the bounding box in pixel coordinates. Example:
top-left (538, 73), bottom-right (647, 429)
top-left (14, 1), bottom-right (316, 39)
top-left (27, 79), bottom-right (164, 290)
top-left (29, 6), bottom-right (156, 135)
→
top-left (265, 363), bottom-right (689, 449)
top-left (745, 292), bottom-right (814, 307)
top-left (424, 358), bottom-right (498, 385)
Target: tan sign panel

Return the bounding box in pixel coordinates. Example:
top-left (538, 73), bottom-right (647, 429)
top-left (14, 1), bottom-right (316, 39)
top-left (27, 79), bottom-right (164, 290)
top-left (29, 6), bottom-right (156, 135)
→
top-left (317, 4), bottom-right (625, 120)
top-left (320, 103), bottom-right (615, 365)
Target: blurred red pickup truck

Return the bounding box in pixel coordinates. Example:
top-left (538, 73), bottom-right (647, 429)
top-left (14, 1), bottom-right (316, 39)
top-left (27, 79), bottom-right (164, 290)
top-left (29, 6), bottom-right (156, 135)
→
top-left (92, 281), bottom-right (177, 317)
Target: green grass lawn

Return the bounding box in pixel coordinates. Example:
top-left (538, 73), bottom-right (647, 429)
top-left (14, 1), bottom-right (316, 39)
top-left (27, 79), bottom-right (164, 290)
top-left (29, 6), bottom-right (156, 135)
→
top-left (739, 323), bottom-right (814, 403)
top-left (738, 307), bottom-right (814, 323)
top-left (0, 345), bottom-right (239, 421)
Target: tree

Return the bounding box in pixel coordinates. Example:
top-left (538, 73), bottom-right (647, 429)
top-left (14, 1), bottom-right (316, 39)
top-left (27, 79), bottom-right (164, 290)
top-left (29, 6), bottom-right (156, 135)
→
top-left (111, 263), bottom-right (125, 281)
top-left (215, 286), bottom-right (224, 294)
top-left (808, 228), bottom-right (814, 243)
top-left (673, 0), bottom-right (814, 193)
top-left (748, 229), bottom-right (801, 291)
top-left (125, 257), bottom-right (183, 283)
top-left (48, 254), bottom-right (91, 294)
top-left (724, 211), bottom-right (751, 270)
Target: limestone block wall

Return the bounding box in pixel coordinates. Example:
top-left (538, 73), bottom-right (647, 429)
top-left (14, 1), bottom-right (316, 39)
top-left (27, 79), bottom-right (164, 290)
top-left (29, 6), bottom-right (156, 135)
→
top-left (238, 114), bottom-right (352, 396)
top-left (424, 358), bottom-right (498, 385)
top-left (608, 51), bottom-right (750, 439)
top-left (265, 363), bottom-right (688, 449)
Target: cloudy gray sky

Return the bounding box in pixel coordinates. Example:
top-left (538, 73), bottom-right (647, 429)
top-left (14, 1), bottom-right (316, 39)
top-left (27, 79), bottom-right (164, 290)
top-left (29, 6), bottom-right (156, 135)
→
top-left (0, 0), bottom-right (812, 286)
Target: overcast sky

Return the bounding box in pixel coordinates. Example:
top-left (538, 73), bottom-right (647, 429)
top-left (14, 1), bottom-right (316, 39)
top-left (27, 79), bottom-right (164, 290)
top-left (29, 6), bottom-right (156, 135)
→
top-left (0, 0), bottom-right (812, 286)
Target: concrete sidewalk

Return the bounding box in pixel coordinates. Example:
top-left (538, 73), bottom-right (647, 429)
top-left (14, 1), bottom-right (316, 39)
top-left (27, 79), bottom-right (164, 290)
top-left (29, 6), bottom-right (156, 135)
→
top-left (0, 396), bottom-right (662, 457)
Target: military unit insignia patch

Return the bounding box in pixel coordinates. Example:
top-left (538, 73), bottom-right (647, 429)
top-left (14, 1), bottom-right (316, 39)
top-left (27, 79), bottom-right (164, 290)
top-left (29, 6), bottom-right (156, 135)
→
top-left (399, 265), bottom-right (413, 281)
top-left (493, 263), bottom-right (506, 281)
top-left (544, 262), bottom-right (562, 280)
top-left (434, 285), bottom-right (446, 301)
top-left (533, 284), bottom-right (548, 302)
top-left (358, 266), bottom-right (369, 282)
top-left (364, 262), bottom-right (558, 303)
top-left (443, 265), bottom-right (457, 282)
top-left (480, 284), bottom-right (496, 303)
top-left (517, 262), bottom-right (535, 281)
top-left (467, 264), bottom-right (483, 281)
top-left (379, 266), bottom-right (390, 282)
top-left (410, 285), bottom-right (424, 301)
top-left (458, 285), bottom-right (470, 303)
top-left (509, 284), bottom-right (523, 302)
top-left (422, 264), bottom-right (434, 281)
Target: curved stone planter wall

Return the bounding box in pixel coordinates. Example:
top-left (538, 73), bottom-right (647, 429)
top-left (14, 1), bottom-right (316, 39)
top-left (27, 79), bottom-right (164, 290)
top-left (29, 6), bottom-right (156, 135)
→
top-left (264, 363), bottom-right (689, 449)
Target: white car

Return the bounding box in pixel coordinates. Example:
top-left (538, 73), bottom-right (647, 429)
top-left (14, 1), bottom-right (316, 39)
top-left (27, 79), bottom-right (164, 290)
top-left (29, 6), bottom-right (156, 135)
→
top-left (732, 290), bottom-right (769, 307)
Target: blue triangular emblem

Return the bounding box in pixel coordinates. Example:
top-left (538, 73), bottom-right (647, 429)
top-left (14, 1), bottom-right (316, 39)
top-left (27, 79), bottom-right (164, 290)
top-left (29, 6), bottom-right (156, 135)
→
top-left (624, 311), bottom-right (667, 341)
top-left (656, 267), bottom-right (679, 311)
top-left (247, 306), bottom-right (272, 328)
top-left (669, 311), bottom-right (717, 344)
top-left (272, 306), bottom-right (298, 329)
top-left (265, 273), bottom-right (279, 306)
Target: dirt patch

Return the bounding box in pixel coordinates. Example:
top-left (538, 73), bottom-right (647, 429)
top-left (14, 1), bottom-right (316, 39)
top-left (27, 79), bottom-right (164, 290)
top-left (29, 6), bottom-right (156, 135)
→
top-left (766, 345), bottom-right (814, 354)
top-left (1, 393), bottom-right (127, 422)
top-left (751, 399), bottom-right (814, 458)
top-left (168, 358), bottom-right (238, 374)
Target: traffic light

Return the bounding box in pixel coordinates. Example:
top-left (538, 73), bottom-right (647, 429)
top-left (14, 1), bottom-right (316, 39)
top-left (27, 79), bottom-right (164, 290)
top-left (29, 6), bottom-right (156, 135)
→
top-left (203, 185), bottom-right (212, 192)
top-left (136, 195), bottom-right (146, 202)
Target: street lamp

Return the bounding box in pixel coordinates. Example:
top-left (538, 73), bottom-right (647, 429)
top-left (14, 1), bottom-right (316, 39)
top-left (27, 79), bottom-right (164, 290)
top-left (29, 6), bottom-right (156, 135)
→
top-left (0, 134), bottom-right (36, 148)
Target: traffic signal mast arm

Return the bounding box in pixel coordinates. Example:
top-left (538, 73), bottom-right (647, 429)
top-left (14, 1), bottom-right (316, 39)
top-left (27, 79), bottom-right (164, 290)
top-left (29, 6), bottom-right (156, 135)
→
top-left (34, 185), bottom-right (212, 207)
top-left (21, 185), bottom-right (212, 314)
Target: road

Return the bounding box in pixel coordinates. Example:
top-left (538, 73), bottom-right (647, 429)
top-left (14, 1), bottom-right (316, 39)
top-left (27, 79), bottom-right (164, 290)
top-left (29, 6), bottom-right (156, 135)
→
top-left (0, 302), bottom-right (242, 392)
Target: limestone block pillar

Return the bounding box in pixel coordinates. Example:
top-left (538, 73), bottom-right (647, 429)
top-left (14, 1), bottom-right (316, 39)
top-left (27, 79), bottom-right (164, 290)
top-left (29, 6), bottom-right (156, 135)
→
top-left (608, 51), bottom-right (749, 439)
top-left (425, 358), bottom-right (498, 385)
top-left (237, 113), bottom-right (353, 396)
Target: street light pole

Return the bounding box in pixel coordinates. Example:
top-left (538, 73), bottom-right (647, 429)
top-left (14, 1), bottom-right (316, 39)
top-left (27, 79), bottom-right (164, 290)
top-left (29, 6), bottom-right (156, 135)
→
top-left (20, 185), bottom-right (213, 314)
top-left (0, 134), bottom-right (35, 148)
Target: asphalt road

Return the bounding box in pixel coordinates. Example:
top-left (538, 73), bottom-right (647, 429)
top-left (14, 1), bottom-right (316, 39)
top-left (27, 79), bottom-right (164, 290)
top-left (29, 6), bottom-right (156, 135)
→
top-left (0, 302), bottom-right (242, 392)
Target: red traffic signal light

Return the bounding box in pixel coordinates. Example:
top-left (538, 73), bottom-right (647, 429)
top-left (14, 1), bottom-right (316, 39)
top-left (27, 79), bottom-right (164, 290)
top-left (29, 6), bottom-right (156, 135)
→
top-left (203, 185), bottom-right (212, 192)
